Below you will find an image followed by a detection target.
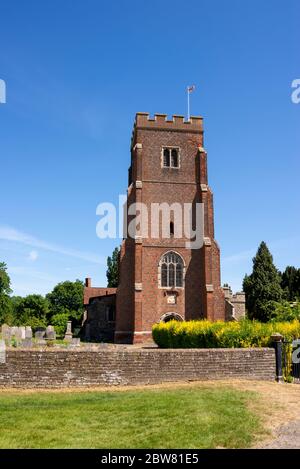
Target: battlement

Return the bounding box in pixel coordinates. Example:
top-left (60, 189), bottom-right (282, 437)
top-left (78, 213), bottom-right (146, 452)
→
top-left (131, 112), bottom-right (203, 148)
top-left (135, 112), bottom-right (202, 128)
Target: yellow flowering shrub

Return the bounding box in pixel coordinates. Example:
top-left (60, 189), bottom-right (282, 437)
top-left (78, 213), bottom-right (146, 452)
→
top-left (152, 319), bottom-right (300, 348)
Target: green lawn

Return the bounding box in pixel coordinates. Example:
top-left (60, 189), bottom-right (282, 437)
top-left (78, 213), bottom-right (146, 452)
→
top-left (0, 385), bottom-right (266, 448)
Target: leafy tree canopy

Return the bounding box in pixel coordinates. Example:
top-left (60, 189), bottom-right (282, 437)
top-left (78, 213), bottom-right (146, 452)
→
top-left (14, 294), bottom-right (49, 328)
top-left (0, 262), bottom-right (12, 324)
top-left (0, 262), bottom-right (11, 296)
top-left (46, 280), bottom-right (84, 325)
top-left (269, 300), bottom-right (300, 322)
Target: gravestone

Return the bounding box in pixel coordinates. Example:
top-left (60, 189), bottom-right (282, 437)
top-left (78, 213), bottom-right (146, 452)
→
top-left (25, 326), bottom-right (32, 339)
top-left (10, 326), bottom-right (17, 337)
top-left (68, 338), bottom-right (80, 348)
top-left (64, 321), bottom-right (73, 342)
top-left (35, 328), bottom-right (46, 345)
top-left (14, 327), bottom-right (25, 346)
top-left (35, 328), bottom-right (45, 340)
top-left (1, 324), bottom-right (11, 342)
top-left (21, 338), bottom-right (33, 348)
top-left (0, 340), bottom-right (6, 364)
top-left (46, 325), bottom-right (56, 340)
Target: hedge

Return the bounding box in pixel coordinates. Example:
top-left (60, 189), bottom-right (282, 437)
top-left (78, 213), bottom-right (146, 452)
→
top-left (152, 319), bottom-right (300, 348)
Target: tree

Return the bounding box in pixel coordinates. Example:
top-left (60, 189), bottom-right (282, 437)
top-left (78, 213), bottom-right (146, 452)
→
top-left (243, 241), bottom-right (283, 321)
top-left (106, 247), bottom-right (120, 287)
top-left (270, 300), bottom-right (300, 322)
top-left (46, 280), bottom-right (84, 326)
top-left (281, 266), bottom-right (300, 301)
top-left (51, 312), bottom-right (69, 336)
top-left (14, 294), bottom-right (49, 328)
top-left (0, 262), bottom-right (12, 324)
top-left (10, 296), bottom-right (23, 324)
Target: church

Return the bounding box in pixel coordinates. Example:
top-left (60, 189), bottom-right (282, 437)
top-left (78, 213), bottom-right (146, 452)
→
top-left (83, 112), bottom-right (245, 343)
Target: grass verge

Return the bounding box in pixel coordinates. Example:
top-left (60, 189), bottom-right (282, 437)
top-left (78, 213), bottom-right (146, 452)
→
top-left (0, 385), bottom-right (266, 448)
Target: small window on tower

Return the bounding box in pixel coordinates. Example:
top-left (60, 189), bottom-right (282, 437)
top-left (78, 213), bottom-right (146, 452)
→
top-left (171, 149), bottom-right (178, 168)
top-left (162, 148), bottom-right (180, 168)
top-left (163, 148), bottom-right (170, 167)
top-left (170, 221), bottom-right (174, 237)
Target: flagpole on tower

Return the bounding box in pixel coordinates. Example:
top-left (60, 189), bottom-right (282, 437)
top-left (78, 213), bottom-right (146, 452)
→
top-left (186, 85), bottom-right (195, 121)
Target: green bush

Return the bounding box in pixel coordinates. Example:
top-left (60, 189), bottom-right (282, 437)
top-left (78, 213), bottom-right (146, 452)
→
top-left (23, 316), bottom-right (47, 330)
top-left (270, 301), bottom-right (300, 322)
top-left (152, 319), bottom-right (300, 348)
top-left (51, 313), bottom-right (69, 337)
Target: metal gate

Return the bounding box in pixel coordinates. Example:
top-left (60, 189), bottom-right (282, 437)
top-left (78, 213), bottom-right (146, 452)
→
top-left (282, 340), bottom-right (300, 382)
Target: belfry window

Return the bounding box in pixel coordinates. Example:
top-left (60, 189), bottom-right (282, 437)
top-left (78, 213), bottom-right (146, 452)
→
top-left (171, 149), bottom-right (178, 167)
top-left (160, 251), bottom-right (184, 288)
top-left (163, 148), bottom-right (170, 167)
top-left (162, 148), bottom-right (179, 168)
top-left (170, 221), bottom-right (174, 237)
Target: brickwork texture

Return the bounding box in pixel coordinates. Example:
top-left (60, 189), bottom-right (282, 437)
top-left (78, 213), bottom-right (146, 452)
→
top-left (0, 348), bottom-right (275, 388)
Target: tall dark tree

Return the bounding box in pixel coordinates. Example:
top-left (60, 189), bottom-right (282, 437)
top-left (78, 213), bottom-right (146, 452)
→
top-left (243, 242), bottom-right (283, 321)
top-left (281, 266), bottom-right (300, 301)
top-left (106, 247), bottom-right (120, 287)
top-left (0, 262), bottom-right (12, 324)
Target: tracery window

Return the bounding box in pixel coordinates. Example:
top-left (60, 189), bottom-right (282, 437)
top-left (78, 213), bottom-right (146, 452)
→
top-left (160, 251), bottom-right (184, 288)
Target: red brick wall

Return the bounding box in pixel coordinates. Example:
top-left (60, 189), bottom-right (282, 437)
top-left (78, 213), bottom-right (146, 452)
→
top-left (84, 287), bottom-right (117, 306)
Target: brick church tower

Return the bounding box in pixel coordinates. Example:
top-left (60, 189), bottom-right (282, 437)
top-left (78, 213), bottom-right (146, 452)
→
top-left (115, 113), bottom-right (226, 343)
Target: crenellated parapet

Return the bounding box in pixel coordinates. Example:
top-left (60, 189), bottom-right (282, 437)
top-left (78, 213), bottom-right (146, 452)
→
top-left (131, 112), bottom-right (203, 148)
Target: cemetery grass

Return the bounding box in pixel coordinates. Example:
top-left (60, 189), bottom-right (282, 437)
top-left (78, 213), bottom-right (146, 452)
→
top-left (0, 386), bottom-right (266, 448)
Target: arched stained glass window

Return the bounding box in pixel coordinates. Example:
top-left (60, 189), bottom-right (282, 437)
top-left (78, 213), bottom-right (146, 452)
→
top-left (159, 252), bottom-right (184, 288)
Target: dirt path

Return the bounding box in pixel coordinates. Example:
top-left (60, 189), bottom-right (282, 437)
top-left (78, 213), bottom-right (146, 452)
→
top-left (207, 380), bottom-right (300, 448)
top-left (262, 420), bottom-right (300, 448)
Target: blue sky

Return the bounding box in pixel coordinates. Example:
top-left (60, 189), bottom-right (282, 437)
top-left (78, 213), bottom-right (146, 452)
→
top-left (0, 0), bottom-right (299, 296)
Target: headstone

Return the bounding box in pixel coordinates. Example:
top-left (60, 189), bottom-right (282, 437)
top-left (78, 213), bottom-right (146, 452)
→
top-left (21, 338), bottom-right (32, 348)
top-left (0, 340), bottom-right (6, 364)
top-left (68, 338), bottom-right (80, 348)
top-left (25, 326), bottom-right (32, 339)
top-left (64, 321), bottom-right (73, 342)
top-left (19, 326), bottom-right (26, 340)
top-left (1, 324), bottom-right (11, 341)
top-left (10, 326), bottom-right (17, 337)
top-left (35, 328), bottom-right (45, 340)
top-left (14, 327), bottom-right (25, 345)
top-left (46, 325), bottom-right (56, 340)
top-left (35, 328), bottom-right (46, 346)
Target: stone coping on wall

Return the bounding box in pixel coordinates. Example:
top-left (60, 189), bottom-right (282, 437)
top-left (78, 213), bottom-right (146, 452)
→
top-left (2, 346), bottom-right (273, 353)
